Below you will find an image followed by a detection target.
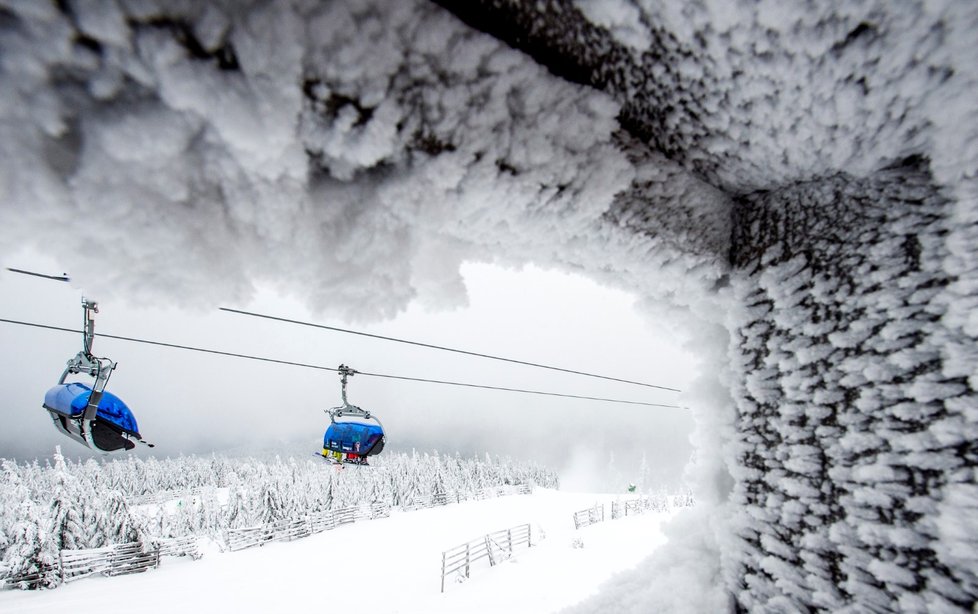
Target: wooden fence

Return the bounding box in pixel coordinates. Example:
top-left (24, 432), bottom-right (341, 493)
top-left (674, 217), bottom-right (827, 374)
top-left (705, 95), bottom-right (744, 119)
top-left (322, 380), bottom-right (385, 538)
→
top-left (4, 485), bottom-right (535, 590)
top-left (440, 524), bottom-right (532, 592)
top-left (154, 535), bottom-right (202, 559)
top-left (401, 491), bottom-right (451, 511)
top-left (1, 536), bottom-right (201, 590)
top-left (573, 503), bottom-right (606, 529)
top-left (0, 563), bottom-right (56, 591)
top-left (225, 502), bottom-right (390, 552)
top-left (604, 494), bottom-right (697, 526)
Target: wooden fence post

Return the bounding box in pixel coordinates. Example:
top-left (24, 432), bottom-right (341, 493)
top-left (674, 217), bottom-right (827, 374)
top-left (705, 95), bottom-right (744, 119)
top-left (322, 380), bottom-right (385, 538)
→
top-left (465, 542), bottom-right (470, 578)
top-left (441, 551), bottom-right (446, 593)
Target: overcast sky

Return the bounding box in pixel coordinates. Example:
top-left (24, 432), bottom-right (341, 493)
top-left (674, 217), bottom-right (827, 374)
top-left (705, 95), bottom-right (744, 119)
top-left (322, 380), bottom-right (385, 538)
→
top-left (0, 248), bottom-right (696, 491)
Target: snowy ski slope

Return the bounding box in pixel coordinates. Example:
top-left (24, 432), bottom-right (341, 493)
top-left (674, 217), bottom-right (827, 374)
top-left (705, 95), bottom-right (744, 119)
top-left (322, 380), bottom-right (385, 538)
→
top-left (0, 489), bottom-right (679, 614)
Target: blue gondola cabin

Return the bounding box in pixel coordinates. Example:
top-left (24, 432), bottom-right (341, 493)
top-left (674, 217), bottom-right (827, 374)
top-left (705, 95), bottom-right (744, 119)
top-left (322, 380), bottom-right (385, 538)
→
top-left (43, 382), bottom-right (142, 452)
top-left (322, 420), bottom-right (385, 464)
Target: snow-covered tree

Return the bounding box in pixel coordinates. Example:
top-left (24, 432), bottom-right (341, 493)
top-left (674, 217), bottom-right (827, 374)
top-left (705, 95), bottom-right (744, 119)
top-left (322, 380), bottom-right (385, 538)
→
top-left (2, 500), bottom-right (57, 589)
top-left (224, 474), bottom-right (253, 529)
top-left (48, 448), bottom-right (86, 551)
top-left (103, 491), bottom-right (144, 546)
top-left (0, 448), bottom-right (559, 552)
top-left (638, 452), bottom-right (650, 494)
top-left (256, 481), bottom-right (284, 526)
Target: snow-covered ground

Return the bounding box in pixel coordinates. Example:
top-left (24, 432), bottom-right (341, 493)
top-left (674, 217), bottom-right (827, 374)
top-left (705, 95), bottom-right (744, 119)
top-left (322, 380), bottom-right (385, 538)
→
top-left (0, 489), bottom-right (679, 614)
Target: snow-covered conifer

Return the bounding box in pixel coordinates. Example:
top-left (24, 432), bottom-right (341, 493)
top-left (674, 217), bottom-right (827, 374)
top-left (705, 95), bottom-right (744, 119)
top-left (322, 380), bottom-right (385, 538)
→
top-left (2, 500), bottom-right (57, 589)
top-left (103, 491), bottom-right (145, 546)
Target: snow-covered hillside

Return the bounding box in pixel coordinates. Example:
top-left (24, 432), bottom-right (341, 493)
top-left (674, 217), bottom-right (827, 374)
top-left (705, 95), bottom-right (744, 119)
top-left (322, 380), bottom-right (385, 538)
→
top-left (1, 488), bottom-right (682, 614)
top-left (0, 449), bottom-right (558, 582)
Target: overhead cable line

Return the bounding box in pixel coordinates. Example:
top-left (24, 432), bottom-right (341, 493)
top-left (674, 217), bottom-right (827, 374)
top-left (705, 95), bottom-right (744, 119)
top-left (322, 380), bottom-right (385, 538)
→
top-left (0, 318), bottom-right (336, 372)
top-left (350, 370), bottom-right (681, 407)
top-left (0, 317), bottom-right (685, 409)
top-left (220, 307), bottom-right (683, 393)
top-left (6, 267), bottom-right (71, 282)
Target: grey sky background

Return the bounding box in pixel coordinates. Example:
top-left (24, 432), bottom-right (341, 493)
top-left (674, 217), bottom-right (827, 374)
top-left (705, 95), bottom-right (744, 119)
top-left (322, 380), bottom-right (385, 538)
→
top-left (0, 248), bottom-right (696, 491)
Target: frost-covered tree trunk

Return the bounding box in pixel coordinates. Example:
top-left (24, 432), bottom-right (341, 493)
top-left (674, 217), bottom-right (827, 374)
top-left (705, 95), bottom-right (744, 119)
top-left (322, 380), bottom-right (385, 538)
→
top-left (727, 159), bottom-right (977, 611)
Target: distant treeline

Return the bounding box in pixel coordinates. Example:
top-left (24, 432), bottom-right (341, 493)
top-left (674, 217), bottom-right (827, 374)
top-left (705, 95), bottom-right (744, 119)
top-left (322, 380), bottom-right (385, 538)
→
top-left (0, 448), bottom-right (558, 586)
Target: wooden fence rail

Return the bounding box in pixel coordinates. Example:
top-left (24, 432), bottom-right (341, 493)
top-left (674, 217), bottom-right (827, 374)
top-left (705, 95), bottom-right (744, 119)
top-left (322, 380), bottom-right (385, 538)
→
top-left (0, 564), bottom-right (57, 591)
top-left (225, 502), bottom-right (391, 552)
top-left (440, 524), bottom-right (532, 593)
top-left (154, 535), bottom-right (202, 560)
top-left (578, 493), bottom-right (696, 530)
top-left (573, 503), bottom-right (605, 529)
top-left (2, 536), bottom-right (201, 591)
top-left (5, 486), bottom-right (533, 591)
top-left (622, 494), bottom-right (694, 517)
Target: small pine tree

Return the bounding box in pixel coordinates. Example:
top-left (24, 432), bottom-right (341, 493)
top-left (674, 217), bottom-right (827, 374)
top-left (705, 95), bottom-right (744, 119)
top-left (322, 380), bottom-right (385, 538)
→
top-left (607, 451), bottom-right (623, 492)
top-left (3, 500), bottom-right (58, 589)
top-left (257, 482), bottom-right (283, 525)
top-left (638, 452), bottom-right (650, 493)
top-left (48, 491), bottom-right (85, 552)
top-left (81, 498), bottom-right (108, 549)
top-left (103, 491), bottom-right (144, 546)
top-left (224, 475), bottom-right (253, 529)
top-left (48, 447), bottom-right (86, 551)
top-left (197, 489), bottom-right (224, 539)
top-left (168, 499), bottom-right (195, 538)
